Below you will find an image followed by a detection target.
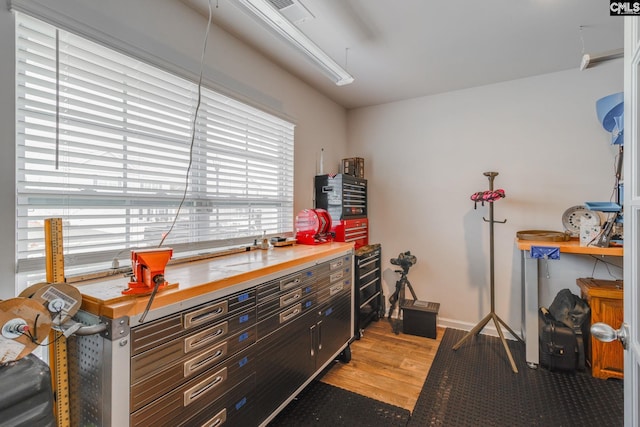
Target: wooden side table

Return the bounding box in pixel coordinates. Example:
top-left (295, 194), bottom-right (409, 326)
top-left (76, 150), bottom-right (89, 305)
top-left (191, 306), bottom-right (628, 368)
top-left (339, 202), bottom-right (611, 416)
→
top-left (576, 278), bottom-right (624, 380)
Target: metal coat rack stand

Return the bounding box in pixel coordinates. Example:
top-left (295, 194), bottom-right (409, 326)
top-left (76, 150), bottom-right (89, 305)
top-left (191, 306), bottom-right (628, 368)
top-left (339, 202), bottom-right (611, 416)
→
top-left (452, 171), bottom-right (523, 373)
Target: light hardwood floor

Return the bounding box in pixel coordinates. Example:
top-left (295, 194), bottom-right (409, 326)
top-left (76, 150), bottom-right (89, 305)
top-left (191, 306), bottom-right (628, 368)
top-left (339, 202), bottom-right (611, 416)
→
top-left (320, 319), bottom-right (445, 412)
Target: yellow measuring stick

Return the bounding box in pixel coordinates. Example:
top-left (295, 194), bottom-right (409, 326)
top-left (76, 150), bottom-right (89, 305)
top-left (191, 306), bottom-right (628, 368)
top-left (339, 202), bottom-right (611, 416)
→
top-left (44, 218), bottom-right (70, 427)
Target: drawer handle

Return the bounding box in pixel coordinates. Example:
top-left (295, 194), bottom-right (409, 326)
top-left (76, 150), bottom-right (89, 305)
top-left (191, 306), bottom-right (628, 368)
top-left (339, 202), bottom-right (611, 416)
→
top-left (330, 260), bottom-right (344, 269)
top-left (280, 276), bottom-right (301, 291)
top-left (184, 322), bottom-right (228, 352)
top-left (330, 271), bottom-right (344, 282)
top-left (202, 408), bottom-right (227, 427)
top-left (184, 301), bottom-right (229, 329)
top-left (184, 367), bottom-right (227, 406)
top-left (184, 342), bottom-right (228, 377)
top-left (358, 258), bottom-right (377, 268)
top-left (330, 283), bottom-right (344, 296)
top-left (280, 289), bottom-right (302, 306)
top-left (280, 303), bottom-right (302, 324)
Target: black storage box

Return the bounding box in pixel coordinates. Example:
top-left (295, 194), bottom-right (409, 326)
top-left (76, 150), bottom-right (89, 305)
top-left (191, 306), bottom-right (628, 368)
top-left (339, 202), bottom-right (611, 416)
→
top-left (401, 300), bottom-right (439, 339)
top-left (0, 354), bottom-right (55, 427)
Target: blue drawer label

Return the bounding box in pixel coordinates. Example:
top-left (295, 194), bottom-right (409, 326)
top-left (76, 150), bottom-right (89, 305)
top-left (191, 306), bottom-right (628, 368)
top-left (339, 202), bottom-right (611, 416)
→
top-left (238, 332), bottom-right (249, 342)
top-left (306, 271), bottom-right (313, 277)
top-left (325, 307), bottom-right (334, 316)
top-left (238, 356), bottom-right (248, 368)
top-left (239, 314), bottom-right (249, 323)
top-left (235, 397), bottom-right (247, 410)
top-left (237, 293), bottom-right (249, 302)
top-left (305, 300), bottom-right (313, 308)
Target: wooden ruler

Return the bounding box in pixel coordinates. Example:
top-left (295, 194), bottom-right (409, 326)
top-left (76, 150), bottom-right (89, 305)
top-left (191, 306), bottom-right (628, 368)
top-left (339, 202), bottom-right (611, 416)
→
top-left (45, 218), bottom-right (71, 427)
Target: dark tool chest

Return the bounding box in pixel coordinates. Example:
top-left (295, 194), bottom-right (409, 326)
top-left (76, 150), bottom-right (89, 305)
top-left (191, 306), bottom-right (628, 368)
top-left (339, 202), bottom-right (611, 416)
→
top-left (354, 244), bottom-right (382, 337)
top-left (67, 248), bottom-right (354, 427)
top-left (315, 174), bottom-right (367, 220)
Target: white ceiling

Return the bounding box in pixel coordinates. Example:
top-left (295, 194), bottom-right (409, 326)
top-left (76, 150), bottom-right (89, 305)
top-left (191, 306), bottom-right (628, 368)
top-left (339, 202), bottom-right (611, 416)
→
top-left (181, 0), bottom-right (623, 109)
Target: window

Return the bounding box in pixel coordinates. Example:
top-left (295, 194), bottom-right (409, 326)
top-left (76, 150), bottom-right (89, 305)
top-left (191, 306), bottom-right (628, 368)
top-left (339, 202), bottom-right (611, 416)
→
top-left (15, 13), bottom-right (295, 283)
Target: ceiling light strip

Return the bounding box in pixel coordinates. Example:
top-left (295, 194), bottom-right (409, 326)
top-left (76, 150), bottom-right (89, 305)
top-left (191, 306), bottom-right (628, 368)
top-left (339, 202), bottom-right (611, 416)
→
top-left (231, 0), bottom-right (354, 86)
top-left (580, 48), bottom-right (624, 71)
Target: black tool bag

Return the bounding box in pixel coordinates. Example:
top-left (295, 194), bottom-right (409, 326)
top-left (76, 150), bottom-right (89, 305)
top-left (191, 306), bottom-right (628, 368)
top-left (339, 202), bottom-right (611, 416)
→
top-left (549, 288), bottom-right (590, 333)
top-left (538, 307), bottom-right (585, 372)
top-left (0, 354), bottom-right (55, 427)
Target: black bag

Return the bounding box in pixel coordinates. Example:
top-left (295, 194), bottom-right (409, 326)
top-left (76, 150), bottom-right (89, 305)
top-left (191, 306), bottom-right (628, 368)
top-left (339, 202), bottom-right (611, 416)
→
top-left (539, 307), bottom-right (585, 371)
top-left (0, 354), bottom-right (55, 427)
top-left (549, 288), bottom-right (590, 332)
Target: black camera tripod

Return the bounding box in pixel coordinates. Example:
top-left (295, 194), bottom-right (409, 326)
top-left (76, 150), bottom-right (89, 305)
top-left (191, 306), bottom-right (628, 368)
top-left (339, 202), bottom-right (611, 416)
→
top-left (388, 259), bottom-right (418, 335)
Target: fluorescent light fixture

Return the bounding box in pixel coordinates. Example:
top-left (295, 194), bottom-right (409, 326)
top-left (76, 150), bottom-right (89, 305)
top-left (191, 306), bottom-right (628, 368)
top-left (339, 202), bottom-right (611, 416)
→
top-left (580, 48), bottom-right (624, 71)
top-left (230, 0), bottom-right (354, 86)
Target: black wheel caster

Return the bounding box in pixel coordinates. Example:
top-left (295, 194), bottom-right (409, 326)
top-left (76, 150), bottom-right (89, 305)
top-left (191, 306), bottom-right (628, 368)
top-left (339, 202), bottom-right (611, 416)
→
top-left (339, 345), bottom-right (352, 363)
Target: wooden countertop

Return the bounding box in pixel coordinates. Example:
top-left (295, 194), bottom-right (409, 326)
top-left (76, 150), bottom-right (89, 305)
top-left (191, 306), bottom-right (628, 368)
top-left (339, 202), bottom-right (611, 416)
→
top-left (75, 242), bottom-right (354, 320)
top-left (516, 239), bottom-right (623, 257)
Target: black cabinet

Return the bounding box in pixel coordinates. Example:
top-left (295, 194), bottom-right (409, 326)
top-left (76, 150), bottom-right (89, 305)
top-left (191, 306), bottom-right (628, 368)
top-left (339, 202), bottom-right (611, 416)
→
top-left (254, 253), bottom-right (353, 425)
top-left (315, 174), bottom-right (367, 220)
top-left (354, 244), bottom-right (383, 338)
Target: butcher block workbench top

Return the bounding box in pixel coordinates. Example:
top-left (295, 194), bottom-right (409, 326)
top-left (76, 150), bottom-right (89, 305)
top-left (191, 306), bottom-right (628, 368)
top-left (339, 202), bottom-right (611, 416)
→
top-left (75, 242), bottom-right (354, 320)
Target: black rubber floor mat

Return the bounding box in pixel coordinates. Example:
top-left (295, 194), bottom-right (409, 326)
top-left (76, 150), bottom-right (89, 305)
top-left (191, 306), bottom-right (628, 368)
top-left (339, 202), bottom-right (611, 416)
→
top-left (268, 380), bottom-right (411, 426)
top-left (409, 328), bottom-right (624, 427)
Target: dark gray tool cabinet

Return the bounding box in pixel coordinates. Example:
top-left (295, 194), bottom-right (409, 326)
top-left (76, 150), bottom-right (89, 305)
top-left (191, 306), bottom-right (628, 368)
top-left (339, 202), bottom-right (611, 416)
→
top-left (354, 244), bottom-right (382, 338)
top-left (67, 245), bottom-right (354, 427)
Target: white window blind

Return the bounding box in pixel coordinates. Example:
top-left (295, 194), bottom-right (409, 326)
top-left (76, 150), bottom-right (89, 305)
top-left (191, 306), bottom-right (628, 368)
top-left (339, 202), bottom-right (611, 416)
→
top-left (15, 13), bottom-right (295, 278)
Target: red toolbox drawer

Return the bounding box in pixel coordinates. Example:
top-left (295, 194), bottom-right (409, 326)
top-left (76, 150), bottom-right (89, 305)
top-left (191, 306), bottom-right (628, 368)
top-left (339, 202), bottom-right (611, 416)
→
top-left (332, 218), bottom-right (368, 249)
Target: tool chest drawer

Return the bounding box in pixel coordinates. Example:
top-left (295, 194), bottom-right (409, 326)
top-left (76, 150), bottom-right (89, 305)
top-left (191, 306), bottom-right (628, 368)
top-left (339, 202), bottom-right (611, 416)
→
top-left (130, 319), bottom-right (256, 411)
top-left (315, 255), bottom-right (351, 290)
top-left (131, 306), bottom-right (255, 378)
top-left (130, 345), bottom-right (255, 427)
top-left (317, 275), bottom-right (351, 305)
top-left (359, 276), bottom-right (380, 307)
top-left (256, 267), bottom-right (317, 338)
top-left (257, 296), bottom-right (317, 338)
top-left (257, 281), bottom-right (315, 322)
top-left (256, 268), bottom-right (316, 305)
top-left (130, 288), bottom-right (256, 356)
top-left (357, 249), bottom-right (380, 278)
top-left (176, 373), bottom-right (256, 427)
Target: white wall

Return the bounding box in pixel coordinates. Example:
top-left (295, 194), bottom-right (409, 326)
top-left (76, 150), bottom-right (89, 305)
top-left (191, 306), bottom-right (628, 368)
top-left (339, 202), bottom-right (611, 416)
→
top-left (0, 0), bottom-right (347, 297)
top-left (347, 61), bottom-right (624, 334)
